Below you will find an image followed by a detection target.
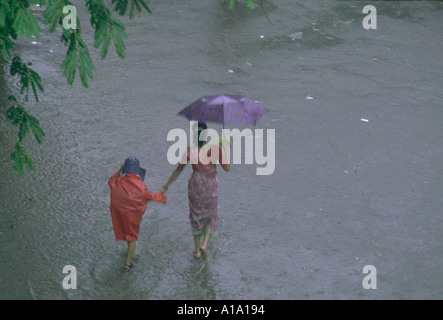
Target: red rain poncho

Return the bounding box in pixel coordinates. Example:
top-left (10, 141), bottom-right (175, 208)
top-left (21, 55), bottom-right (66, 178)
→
top-left (108, 172), bottom-right (166, 241)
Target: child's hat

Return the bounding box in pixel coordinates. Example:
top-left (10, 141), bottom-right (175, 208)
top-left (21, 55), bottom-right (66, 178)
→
top-left (122, 157), bottom-right (146, 181)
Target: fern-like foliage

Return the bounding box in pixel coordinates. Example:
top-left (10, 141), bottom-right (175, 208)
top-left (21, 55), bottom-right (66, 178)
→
top-left (86, 0), bottom-right (128, 60)
top-left (61, 28), bottom-right (95, 87)
top-left (112, 0), bottom-right (152, 19)
top-left (6, 95), bottom-right (45, 175)
top-left (10, 56), bottom-right (45, 101)
top-left (221, 0), bottom-right (256, 10)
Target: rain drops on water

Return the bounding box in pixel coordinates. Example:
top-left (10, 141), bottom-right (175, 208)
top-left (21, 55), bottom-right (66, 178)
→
top-left (31, 35), bottom-right (39, 45)
top-left (289, 31), bottom-right (303, 40)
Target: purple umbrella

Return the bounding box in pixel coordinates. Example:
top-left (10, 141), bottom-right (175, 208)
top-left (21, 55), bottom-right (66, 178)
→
top-left (178, 94), bottom-right (267, 127)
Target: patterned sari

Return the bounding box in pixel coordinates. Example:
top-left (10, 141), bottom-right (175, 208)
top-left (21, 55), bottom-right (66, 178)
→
top-left (176, 145), bottom-right (228, 237)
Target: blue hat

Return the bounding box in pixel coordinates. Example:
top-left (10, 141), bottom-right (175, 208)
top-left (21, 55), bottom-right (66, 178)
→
top-left (122, 157), bottom-right (146, 181)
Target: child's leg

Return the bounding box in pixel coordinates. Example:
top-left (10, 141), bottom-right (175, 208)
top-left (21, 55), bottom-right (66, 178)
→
top-left (125, 241), bottom-right (136, 267)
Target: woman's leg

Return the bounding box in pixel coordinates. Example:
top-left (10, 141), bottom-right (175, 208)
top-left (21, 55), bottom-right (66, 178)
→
top-left (201, 232), bottom-right (210, 251)
top-left (194, 235), bottom-right (201, 258)
top-left (126, 241), bottom-right (136, 267)
top-left (200, 232), bottom-right (210, 260)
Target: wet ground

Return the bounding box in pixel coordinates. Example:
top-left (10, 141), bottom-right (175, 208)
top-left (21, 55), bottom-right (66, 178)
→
top-left (0, 0), bottom-right (442, 299)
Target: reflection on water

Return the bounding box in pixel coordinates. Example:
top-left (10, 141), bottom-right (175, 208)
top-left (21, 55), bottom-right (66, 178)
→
top-left (1, 1), bottom-right (442, 299)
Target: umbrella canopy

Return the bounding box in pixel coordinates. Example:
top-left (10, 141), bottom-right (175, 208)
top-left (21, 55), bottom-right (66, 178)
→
top-left (178, 94), bottom-right (266, 127)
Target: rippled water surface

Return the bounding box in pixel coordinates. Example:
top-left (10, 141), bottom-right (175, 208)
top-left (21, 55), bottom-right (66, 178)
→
top-left (1, 1), bottom-right (442, 299)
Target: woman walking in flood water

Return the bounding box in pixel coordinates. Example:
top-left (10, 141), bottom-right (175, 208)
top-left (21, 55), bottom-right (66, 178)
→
top-left (163, 122), bottom-right (230, 260)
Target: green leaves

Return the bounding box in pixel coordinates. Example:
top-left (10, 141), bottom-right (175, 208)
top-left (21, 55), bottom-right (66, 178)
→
top-left (42, 0), bottom-right (65, 32)
top-left (3, 0), bottom-right (151, 88)
top-left (44, 0), bottom-right (137, 88)
top-left (0, 0), bottom-right (14, 61)
top-left (11, 142), bottom-right (36, 176)
top-left (86, 0), bottom-right (128, 60)
top-left (112, 0), bottom-right (152, 19)
top-left (61, 30), bottom-right (95, 87)
top-left (221, 0), bottom-right (256, 10)
top-left (6, 96), bottom-right (45, 144)
top-left (10, 56), bottom-right (45, 102)
top-left (0, 0), bottom-right (11, 29)
top-left (43, 0), bottom-right (96, 86)
top-left (93, 13), bottom-right (128, 59)
top-left (9, 0), bottom-right (42, 40)
top-left (246, 0), bottom-right (256, 9)
top-left (0, 0), bottom-right (42, 62)
top-left (6, 95), bottom-right (45, 175)
top-left (29, 0), bottom-right (48, 6)
top-left (2, 1), bottom-right (46, 175)
top-left (0, 28), bottom-right (14, 61)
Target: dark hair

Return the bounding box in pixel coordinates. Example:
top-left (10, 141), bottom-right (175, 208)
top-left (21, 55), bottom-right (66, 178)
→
top-left (197, 122), bottom-right (208, 148)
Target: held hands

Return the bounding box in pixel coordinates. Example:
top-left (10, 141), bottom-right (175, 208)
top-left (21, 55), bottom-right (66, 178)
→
top-left (160, 185), bottom-right (168, 199)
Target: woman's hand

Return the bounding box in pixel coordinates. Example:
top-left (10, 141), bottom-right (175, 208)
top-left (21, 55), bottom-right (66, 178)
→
top-left (219, 136), bottom-right (232, 148)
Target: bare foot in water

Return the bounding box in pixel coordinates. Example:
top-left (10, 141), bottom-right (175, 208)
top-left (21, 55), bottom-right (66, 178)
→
top-left (200, 246), bottom-right (207, 260)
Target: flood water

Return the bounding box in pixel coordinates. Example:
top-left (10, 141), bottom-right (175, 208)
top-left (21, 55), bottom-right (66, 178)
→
top-left (1, 1), bottom-right (442, 300)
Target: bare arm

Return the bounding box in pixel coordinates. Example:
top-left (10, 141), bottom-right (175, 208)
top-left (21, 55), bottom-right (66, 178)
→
top-left (163, 168), bottom-right (183, 191)
top-left (219, 143), bottom-right (230, 172)
top-left (163, 149), bottom-right (189, 191)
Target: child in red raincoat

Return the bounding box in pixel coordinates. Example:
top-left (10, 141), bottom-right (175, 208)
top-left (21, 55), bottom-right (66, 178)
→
top-left (109, 157), bottom-right (167, 268)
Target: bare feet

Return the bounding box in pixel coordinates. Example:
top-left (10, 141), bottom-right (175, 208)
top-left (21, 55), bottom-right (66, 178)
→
top-left (200, 246), bottom-right (207, 260)
top-left (194, 249), bottom-right (201, 259)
